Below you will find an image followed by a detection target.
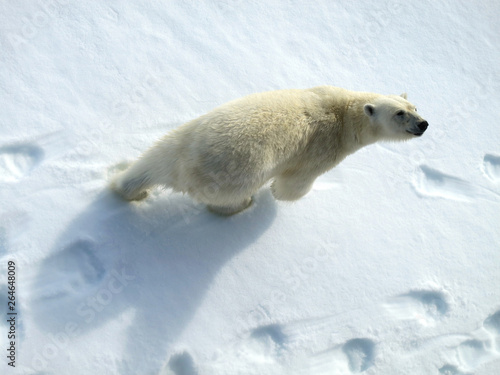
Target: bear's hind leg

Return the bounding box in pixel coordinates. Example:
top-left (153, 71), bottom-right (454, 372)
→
top-left (207, 197), bottom-right (253, 216)
top-left (111, 171), bottom-right (152, 201)
top-left (271, 174), bottom-right (316, 201)
top-left (110, 141), bottom-right (176, 201)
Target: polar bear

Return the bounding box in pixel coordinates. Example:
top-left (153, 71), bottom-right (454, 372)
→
top-left (110, 86), bottom-right (428, 215)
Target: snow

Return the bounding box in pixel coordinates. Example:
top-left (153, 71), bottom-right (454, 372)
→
top-left (1, 1), bottom-right (499, 374)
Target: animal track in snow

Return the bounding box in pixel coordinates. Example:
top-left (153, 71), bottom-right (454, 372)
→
top-left (484, 309), bottom-right (500, 352)
top-left (0, 144), bottom-right (44, 182)
top-left (342, 338), bottom-right (376, 373)
top-left (167, 351), bottom-right (199, 375)
top-left (456, 339), bottom-right (490, 370)
top-left (251, 324), bottom-right (287, 350)
top-left (438, 364), bottom-right (469, 375)
top-left (440, 310), bottom-right (500, 373)
top-left (384, 290), bottom-right (449, 326)
top-left (482, 154), bottom-right (500, 182)
top-left (211, 312), bottom-right (378, 373)
top-left (231, 324), bottom-right (289, 365)
top-left (36, 238), bottom-right (106, 300)
top-left (412, 166), bottom-right (476, 202)
top-left (484, 310), bottom-right (500, 335)
top-left (309, 338), bottom-right (376, 374)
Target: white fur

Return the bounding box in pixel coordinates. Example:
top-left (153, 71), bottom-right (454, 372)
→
top-left (110, 86), bottom-right (428, 215)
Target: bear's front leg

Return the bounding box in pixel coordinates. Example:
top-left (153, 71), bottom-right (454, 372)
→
top-left (271, 174), bottom-right (316, 201)
top-left (207, 197), bottom-right (253, 216)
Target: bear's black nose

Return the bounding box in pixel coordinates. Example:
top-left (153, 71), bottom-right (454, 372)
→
top-left (418, 121), bottom-right (428, 131)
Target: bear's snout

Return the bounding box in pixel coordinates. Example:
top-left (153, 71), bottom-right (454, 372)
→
top-left (418, 120), bottom-right (429, 132)
top-left (406, 120), bottom-right (428, 137)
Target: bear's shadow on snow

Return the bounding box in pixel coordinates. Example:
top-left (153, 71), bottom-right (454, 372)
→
top-left (30, 188), bottom-right (277, 372)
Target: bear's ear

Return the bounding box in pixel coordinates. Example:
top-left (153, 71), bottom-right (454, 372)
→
top-left (364, 103), bottom-right (375, 117)
top-left (400, 92), bottom-right (408, 99)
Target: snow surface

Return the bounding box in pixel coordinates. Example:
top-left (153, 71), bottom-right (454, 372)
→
top-left (1, 1), bottom-right (500, 374)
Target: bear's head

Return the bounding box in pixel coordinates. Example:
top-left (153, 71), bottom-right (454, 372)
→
top-left (363, 93), bottom-right (428, 141)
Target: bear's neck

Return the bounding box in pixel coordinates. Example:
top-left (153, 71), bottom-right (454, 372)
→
top-left (344, 93), bottom-right (383, 149)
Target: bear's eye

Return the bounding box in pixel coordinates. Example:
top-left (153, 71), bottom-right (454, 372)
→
top-left (414, 107), bottom-right (417, 112)
top-left (396, 110), bottom-right (405, 117)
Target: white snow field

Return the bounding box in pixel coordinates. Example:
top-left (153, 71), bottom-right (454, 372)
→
top-left (1, 1), bottom-right (500, 374)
